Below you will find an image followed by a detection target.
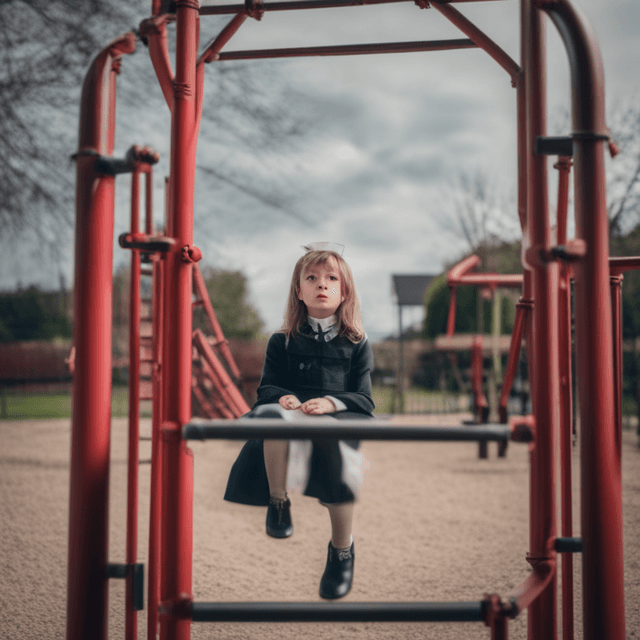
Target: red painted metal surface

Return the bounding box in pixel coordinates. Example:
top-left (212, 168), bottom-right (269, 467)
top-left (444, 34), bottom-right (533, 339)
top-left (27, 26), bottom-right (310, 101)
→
top-left (147, 256), bottom-right (165, 640)
top-left (430, 1), bottom-right (520, 83)
top-left (192, 329), bottom-right (250, 417)
top-left (610, 275), bottom-right (623, 493)
top-left (555, 155), bottom-right (575, 640)
top-left (157, 2), bottom-right (201, 638)
top-left (446, 255), bottom-right (523, 339)
top-left (66, 31), bottom-right (136, 640)
top-left (609, 255), bottom-right (640, 276)
top-left (523, 2), bottom-right (560, 637)
top-left (541, 1), bottom-right (626, 638)
top-left (126, 167), bottom-right (142, 640)
top-left (192, 264), bottom-right (242, 380)
top-left (65, 0), bottom-right (629, 637)
top-left (159, 427), bottom-right (194, 640)
top-left (497, 299), bottom-right (531, 423)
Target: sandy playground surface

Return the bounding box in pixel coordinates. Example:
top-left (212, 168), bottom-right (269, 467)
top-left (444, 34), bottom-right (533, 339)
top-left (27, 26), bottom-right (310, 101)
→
top-left (1, 414), bottom-right (639, 640)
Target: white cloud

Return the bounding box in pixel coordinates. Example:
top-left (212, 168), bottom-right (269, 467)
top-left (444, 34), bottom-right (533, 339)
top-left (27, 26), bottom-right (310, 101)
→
top-left (4, 0), bottom-right (640, 342)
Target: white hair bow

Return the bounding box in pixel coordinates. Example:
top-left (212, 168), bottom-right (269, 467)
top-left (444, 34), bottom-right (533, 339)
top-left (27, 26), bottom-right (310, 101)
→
top-left (301, 242), bottom-right (345, 255)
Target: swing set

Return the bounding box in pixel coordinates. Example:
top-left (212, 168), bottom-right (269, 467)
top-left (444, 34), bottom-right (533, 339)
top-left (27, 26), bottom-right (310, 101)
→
top-left (66, 0), bottom-right (627, 639)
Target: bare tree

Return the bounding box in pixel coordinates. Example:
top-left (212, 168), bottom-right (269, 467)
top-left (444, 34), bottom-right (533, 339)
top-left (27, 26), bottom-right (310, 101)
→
top-left (0, 1), bottom-right (308, 260)
top-left (606, 95), bottom-right (640, 237)
top-left (0, 1), bottom-right (137, 240)
top-left (445, 169), bottom-right (520, 258)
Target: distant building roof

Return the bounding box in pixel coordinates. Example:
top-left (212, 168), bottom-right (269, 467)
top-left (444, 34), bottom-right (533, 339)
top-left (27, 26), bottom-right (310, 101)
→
top-left (392, 274), bottom-right (437, 307)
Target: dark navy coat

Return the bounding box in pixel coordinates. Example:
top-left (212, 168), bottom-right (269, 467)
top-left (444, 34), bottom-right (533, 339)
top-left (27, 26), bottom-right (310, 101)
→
top-left (223, 325), bottom-right (375, 506)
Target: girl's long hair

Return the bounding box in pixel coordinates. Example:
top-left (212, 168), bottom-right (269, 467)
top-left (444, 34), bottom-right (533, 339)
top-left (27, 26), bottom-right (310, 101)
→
top-left (282, 250), bottom-right (365, 343)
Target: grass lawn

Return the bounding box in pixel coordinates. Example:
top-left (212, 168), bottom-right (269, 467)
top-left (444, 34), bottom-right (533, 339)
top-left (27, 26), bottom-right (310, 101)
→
top-left (0, 387), bottom-right (151, 420)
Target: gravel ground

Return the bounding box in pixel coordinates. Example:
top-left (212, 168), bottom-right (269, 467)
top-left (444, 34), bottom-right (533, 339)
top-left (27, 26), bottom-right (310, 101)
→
top-left (1, 415), bottom-right (638, 639)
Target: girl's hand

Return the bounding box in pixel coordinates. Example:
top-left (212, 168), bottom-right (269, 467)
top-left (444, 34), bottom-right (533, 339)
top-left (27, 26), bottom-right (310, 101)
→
top-left (279, 395), bottom-right (302, 410)
top-left (300, 397), bottom-right (336, 415)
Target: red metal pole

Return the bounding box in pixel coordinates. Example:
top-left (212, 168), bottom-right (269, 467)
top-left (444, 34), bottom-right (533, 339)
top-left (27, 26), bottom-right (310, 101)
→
top-left (429, 1), bottom-right (520, 83)
top-left (555, 156), bottom-right (575, 640)
top-left (66, 32), bottom-right (136, 640)
top-left (126, 169), bottom-right (142, 640)
top-left (498, 301), bottom-right (530, 422)
top-left (192, 329), bottom-right (250, 416)
top-left (610, 275), bottom-right (623, 476)
top-left (192, 264), bottom-right (242, 380)
top-left (541, 2), bottom-right (626, 638)
top-left (159, 1), bottom-right (199, 638)
top-left (522, 1), bottom-right (559, 637)
top-left (146, 170), bottom-right (154, 235)
top-left (148, 256), bottom-right (165, 640)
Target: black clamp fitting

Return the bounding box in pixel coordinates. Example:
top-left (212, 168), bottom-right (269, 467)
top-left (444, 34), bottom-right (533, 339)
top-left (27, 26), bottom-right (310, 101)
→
top-left (119, 233), bottom-right (177, 253)
top-left (554, 537), bottom-right (583, 553)
top-left (72, 145), bottom-right (160, 175)
top-left (535, 136), bottom-right (573, 157)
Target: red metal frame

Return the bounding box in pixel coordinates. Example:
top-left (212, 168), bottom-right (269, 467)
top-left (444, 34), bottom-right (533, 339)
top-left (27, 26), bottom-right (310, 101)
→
top-left (66, 32), bottom-right (136, 640)
top-left (66, 1), bottom-right (629, 639)
top-left (540, 2), bottom-right (625, 638)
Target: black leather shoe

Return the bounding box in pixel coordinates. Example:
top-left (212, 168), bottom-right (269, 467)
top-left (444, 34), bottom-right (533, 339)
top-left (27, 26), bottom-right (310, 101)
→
top-left (319, 541), bottom-right (354, 599)
top-left (266, 497), bottom-right (293, 538)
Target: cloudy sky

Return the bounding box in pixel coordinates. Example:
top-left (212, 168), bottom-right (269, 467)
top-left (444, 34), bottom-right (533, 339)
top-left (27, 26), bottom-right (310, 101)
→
top-left (4, 0), bottom-right (639, 341)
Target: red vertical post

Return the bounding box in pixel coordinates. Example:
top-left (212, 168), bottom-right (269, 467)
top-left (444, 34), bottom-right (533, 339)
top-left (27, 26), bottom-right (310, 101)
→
top-left (610, 275), bottom-right (623, 469)
top-left (555, 156), bottom-right (575, 640)
top-left (126, 169), bottom-right (142, 640)
top-left (146, 170), bottom-right (154, 235)
top-left (148, 256), bottom-right (165, 640)
top-left (66, 33), bottom-right (136, 640)
top-left (498, 302), bottom-right (530, 422)
top-left (541, 2), bottom-right (626, 638)
top-left (159, 2), bottom-right (199, 639)
top-left (523, 1), bottom-right (559, 638)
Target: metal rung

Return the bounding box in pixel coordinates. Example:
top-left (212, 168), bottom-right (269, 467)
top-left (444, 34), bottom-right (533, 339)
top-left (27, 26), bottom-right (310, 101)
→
top-left (190, 601), bottom-right (484, 623)
top-left (183, 419), bottom-right (512, 442)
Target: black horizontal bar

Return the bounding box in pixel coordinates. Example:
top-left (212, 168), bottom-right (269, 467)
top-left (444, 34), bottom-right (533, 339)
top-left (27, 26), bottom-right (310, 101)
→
top-left (215, 39), bottom-right (477, 61)
top-left (183, 419), bottom-right (512, 442)
top-left (201, 0), bottom-right (414, 15)
top-left (554, 537), bottom-right (583, 553)
top-left (191, 601), bottom-right (485, 623)
top-left (199, 0), bottom-right (505, 15)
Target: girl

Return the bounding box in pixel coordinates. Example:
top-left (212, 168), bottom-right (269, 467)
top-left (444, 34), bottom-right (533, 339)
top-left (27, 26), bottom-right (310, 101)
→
top-left (224, 244), bottom-right (375, 599)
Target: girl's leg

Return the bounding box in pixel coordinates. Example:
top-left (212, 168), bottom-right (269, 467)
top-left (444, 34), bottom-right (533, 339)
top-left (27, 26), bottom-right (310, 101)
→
top-left (263, 439), bottom-right (289, 500)
top-left (326, 501), bottom-right (354, 549)
top-left (320, 502), bottom-right (355, 599)
top-left (264, 440), bottom-right (293, 538)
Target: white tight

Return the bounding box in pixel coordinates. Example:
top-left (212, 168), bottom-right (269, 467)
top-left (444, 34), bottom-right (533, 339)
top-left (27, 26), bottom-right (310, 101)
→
top-left (263, 439), bottom-right (354, 549)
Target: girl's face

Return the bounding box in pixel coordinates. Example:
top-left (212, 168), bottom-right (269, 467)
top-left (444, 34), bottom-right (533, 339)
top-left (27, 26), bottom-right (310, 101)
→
top-left (297, 257), bottom-right (345, 319)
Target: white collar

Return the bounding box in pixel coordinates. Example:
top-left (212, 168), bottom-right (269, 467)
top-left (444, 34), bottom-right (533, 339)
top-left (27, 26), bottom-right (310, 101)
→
top-left (307, 315), bottom-right (337, 332)
top-left (307, 315), bottom-right (339, 342)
